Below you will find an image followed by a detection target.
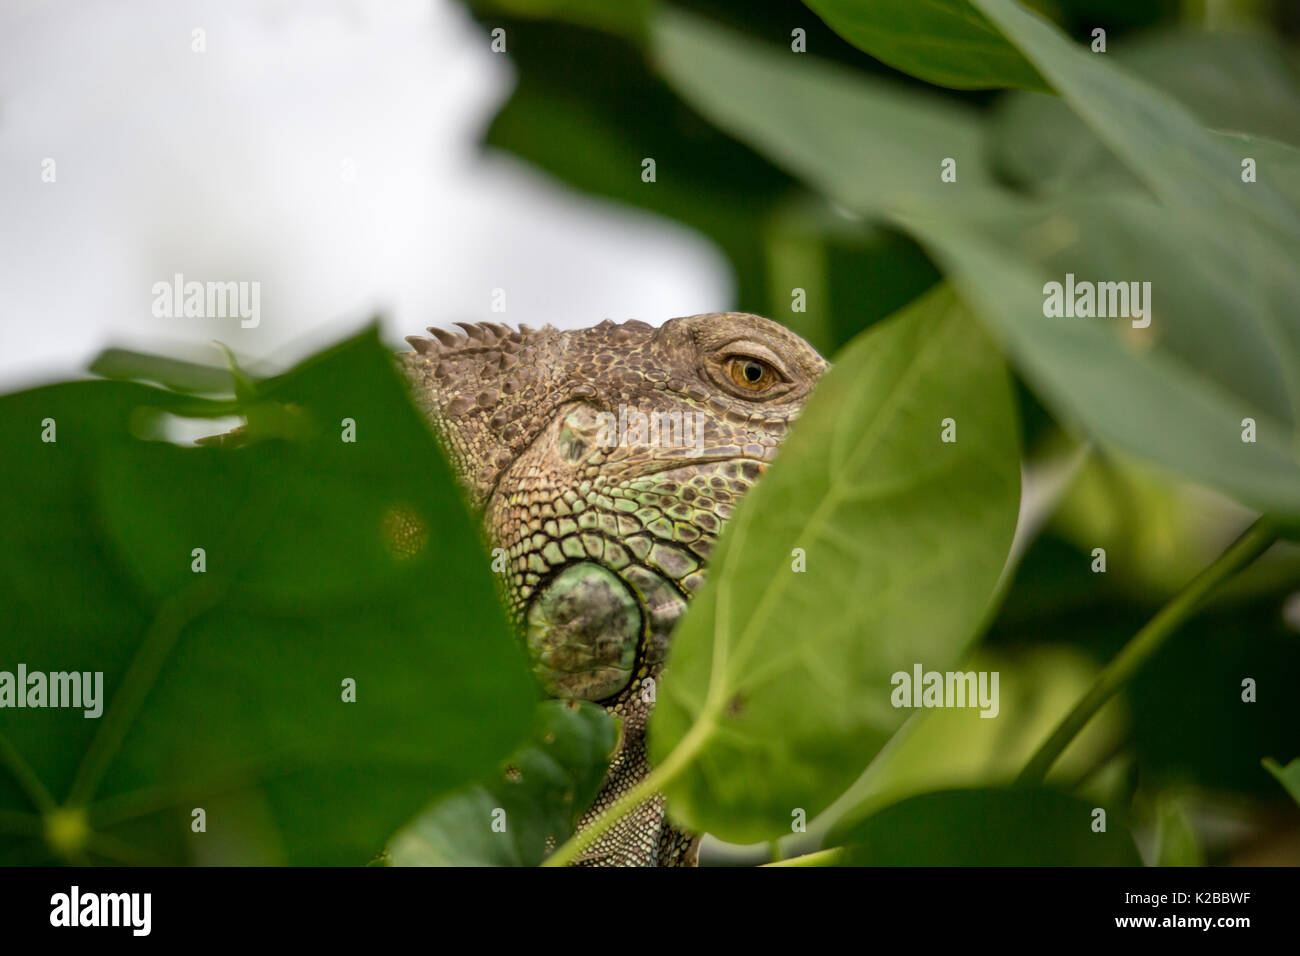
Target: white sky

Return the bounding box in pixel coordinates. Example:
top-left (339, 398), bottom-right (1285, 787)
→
top-left (0, 0), bottom-right (731, 389)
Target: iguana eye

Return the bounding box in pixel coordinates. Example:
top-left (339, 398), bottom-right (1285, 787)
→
top-left (726, 356), bottom-right (778, 392)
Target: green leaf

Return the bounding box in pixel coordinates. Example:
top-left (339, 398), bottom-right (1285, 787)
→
top-left (654, 7), bottom-right (1001, 214)
top-left (1124, 29), bottom-right (1300, 146)
top-left (805, 0), bottom-right (1298, 236)
top-left (762, 197), bottom-right (940, 356)
top-left (992, 29), bottom-right (1300, 194)
top-left (802, 0), bottom-right (1048, 92)
top-left (1215, 131), bottom-right (1300, 209)
top-left (828, 787), bottom-right (1142, 865)
top-left (818, 645), bottom-right (1128, 838)
top-left (0, 328), bottom-right (537, 865)
top-left (966, 0), bottom-right (1300, 240)
top-left (1154, 794), bottom-right (1204, 867)
top-left (653, 9), bottom-right (1300, 518)
top-left (899, 199), bottom-right (1300, 519)
top-left (649, 285), bottom-right (1020, 844)
top-left (388, 700), bottom-right (616, 866)
top-left (1263, 757), bottom-right (1300, 807)
top-left (89, 347), bottom-right (236, 396)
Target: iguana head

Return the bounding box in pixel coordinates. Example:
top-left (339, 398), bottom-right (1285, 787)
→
top-left (401, 314), bottom-right (827, 703)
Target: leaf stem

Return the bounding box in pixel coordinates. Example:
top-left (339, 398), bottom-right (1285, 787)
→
top-left (1017, 516), bottom-right (1278, 784)
top-left (541, 717), bottom-right (713, 868)
top-left (65, 580), bottom-right (226, 807)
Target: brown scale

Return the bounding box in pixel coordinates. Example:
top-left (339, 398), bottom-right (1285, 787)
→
top-left (400, 314), bottom-right (827, 866)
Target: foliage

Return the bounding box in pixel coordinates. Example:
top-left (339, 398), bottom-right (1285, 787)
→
top-left (0, 331), bottom-right (537, 864)
top-left (4, 1), bottom-right (1298, 865)
top-left (388, 700), bottom-right (616, 865)
top-left (649, 286), bottom-right (1020, 844)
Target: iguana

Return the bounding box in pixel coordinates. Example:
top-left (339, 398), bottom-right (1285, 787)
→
top-left (400, 314), bottom-right (827, 866)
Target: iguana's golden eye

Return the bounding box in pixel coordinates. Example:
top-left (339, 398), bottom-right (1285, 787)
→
top-left (726, 356), bottom-right (778, 392)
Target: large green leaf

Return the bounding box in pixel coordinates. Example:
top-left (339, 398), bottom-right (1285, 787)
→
top-left (656, 6), bottom-right (1000, 214)
top-left (649, 285), bottom-right (1020, 844)
top-left (1216, 131), bottom-right (1300, 209)
top-left (992, 29), bottom-right (1300, 194)
top-left (1124, 29), bottom-right (1300, 147)
top-left (828, 787), bottom-right (1142, 865)
top-left (388, 700), bottom-right (615, 866)
top-left (653, 9), bottom-right (1300, 519)
top-left (802, 0), bottom-right (1048, 92)
top-left (806, 0), bottom-right (1299, 237)
top-left (0, 329), bottom-right (537, 865)
top-left (965, 0), bottom-right (1300, 240)
top-left (900, 200), bottom-right (1300, 519)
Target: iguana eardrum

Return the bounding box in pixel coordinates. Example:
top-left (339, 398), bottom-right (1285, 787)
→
top-left (400, 314), bottom-right (827, 866)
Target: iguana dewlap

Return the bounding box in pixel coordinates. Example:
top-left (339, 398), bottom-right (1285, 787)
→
top-left (401, 314), bottom-right (827, 866)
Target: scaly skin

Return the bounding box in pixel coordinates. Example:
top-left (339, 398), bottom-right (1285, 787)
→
top-left (400, 314), bottom-right (827, 866)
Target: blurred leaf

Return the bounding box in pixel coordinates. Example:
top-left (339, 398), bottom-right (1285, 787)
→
top-left (1155, 794), bottom-right (1205, 866)
top-left (762, 197), bottom-right (940, 356)
top-left (802, 0), bottom-right (1048, 92)
top-left (993, 28), bottom-right (1300, 193)
top-left (818, 646), bottom-right (1128, 837)
top-left (1050, 448), bottom-right (1254, 596)
top-left (794, 0), bottom-right (1300, 233)
top-left (481, 17), bottom-right (790, 314)
top-left (650, 286), bottom-right (1020, 844)
top-left (213, 343), bottom-right (257, 405)
top-left (1263, 757), bottom-right (1300, 806)
top-left (90, 348), bottom-right (236, 396)
top-left (829, 787), bottom-right (1141, 865)
top-left (967, 0), bottom-right (1300, 239)
top-left (1216, 130), bottom-right (1300, 208)
top-left (388, 700), bottom-right (615, 866)
top-left (0, 328), bottom-right (537, 865)
top-left (904, 199), bottom-right (1300, 519)
top-left (655, 8), bottom-right (1300, 518)
top-left (655, 7), bottom-right (1000, 214)
top-left (1088, 28), bottom-right (1300, 144)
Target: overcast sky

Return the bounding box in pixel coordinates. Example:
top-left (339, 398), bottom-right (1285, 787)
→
top-left (0, 0), bottom-right (731, 390)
